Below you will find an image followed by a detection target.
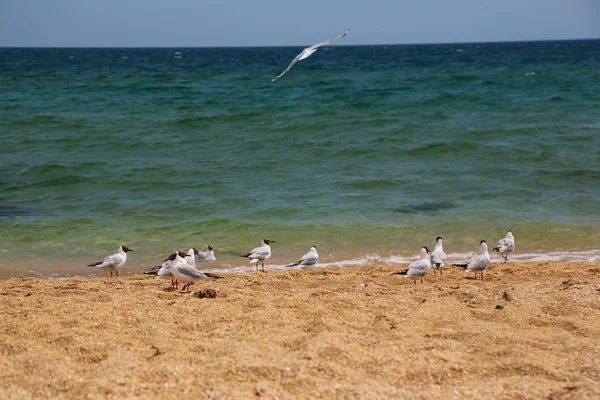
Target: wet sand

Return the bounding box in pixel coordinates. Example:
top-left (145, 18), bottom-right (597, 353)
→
top-left (1, 261), bottom-right (600, 399)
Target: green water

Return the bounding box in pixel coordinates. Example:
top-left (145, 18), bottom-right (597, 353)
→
top-left (1, 41), bottom-right (599, 274)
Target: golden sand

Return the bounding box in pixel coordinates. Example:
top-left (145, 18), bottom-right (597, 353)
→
top-left (1, 262), bottom-right (600, 399)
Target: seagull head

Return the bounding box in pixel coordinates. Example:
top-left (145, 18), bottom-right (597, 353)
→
top-left (262, 238), bottom-right (275, 245)
top-left (436, 236), bottom-right (442, 242)
top-left (478, 240), bottom-right (488, 254)
top-left (506, 231), bottom-right (514, 239)
top-left (208, 245), bottom-right (214, 251)
top-left (420, 246), bottom-right (430, 258)
top-left (193, 247), bottom-right (200, 255)
top-left (121, 245), bottom-right (134, 252)
top-left (177, 250), bottom-right (187, 258)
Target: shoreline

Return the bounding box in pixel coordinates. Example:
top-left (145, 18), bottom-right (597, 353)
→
top-left (1, 261), bottom-right (599, 398)
top-left (1, 248), bottom-right (600, 279)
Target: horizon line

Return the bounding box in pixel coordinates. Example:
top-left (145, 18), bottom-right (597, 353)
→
top-left (1, 37), bottom-right (599, 49)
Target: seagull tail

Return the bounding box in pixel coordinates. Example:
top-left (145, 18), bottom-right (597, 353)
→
top-left (433, 263), bottom-right (442, 269)
top-left (452, 263), bottom-right (468, 268)
top-left (204, 273), bottom-right (223, 279)
top-left (493, 247), bottom-right (501, 252)
top-left (238, 253), bottom-right (251, 258)
top-left (143, 267), bottom-right (161, 276)
top-left (286, 262), bottom-right (299, 268)
top-left (393, 268), bottom-right (409, 276)
top-left (87, 261), bottom-right (102, 267)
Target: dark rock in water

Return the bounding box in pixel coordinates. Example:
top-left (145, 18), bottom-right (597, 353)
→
top-left (0, 205), bottom-right (35, 217)
top-left (394, 201), bottom-right (455, 214)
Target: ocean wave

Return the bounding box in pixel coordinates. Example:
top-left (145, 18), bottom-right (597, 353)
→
top-left (200, 250), bottom-right (600, 275)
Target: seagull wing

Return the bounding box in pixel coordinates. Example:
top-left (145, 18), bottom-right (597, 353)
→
top-left (272, 52), bottom-right (303, 82)
top-left (430, 251), bottom-right (446, 266)
top-left (495, 238), bottom-right (514, 252)
top-left (176, 265), bottom-right (208, 280)
top-left (299, 253), bottom-right (319, 266)
top-left (101, 253), bottom-right (125, 268)
top-left (248, 246), bottom-right (270, 260)
top-left (308, 29), bottom-right (350, 50)
top-left (467, 254), bottom-right (490, 271)
top-left (156, 261), bottom-right (172, 277)
top-left (407, 259), bottom-right (430, 276)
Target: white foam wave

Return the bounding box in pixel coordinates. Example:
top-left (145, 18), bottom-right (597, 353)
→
top-left (200, 250), bottom-right (600, 274)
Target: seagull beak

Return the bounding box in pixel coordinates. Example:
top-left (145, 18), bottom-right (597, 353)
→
top-left (270, 240), bottom-right (276, 244)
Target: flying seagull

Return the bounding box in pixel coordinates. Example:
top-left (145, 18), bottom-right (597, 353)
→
top-left (271, 29), bottom-right (350, 82)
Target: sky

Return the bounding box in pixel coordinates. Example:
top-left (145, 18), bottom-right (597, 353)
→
top-left (1, 0), bottom-right (599, 47)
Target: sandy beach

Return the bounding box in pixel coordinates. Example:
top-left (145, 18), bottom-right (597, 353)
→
top-left (1, 261), bottom-right (599, 399)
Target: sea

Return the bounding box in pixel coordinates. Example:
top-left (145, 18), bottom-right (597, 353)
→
top-left (1, 40), bottom-right (600, 278)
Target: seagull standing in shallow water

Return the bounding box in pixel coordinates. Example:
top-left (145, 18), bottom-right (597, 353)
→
top-left (87, 245), bottom-right (133, 278)
top-left (452, 240), bottom-right (491, 280)
top-left (494, 231), bottom-right (515, 263)
top-left (239, 238), bottom-right (275, 272)
top-left (197, 245), bottom-right (216, 262)
top-left (271, 29), bottom-right (350, 82)
top-left (394, 247), bottom-right (431, 284)
top-left (287, 246), bottom-right (319, 268)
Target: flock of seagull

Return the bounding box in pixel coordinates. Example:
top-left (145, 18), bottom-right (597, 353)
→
top-left (87, 231), bottom-right (515, 289)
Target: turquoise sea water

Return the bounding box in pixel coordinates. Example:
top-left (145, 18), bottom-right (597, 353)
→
top-left (1, 40), bottom-right (600, 276)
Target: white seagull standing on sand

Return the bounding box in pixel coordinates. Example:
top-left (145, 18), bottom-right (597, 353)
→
top-left (239, 238), bottom-right (275, 272)
top-left (170, 251), bottom-right (222, 292)
top-left (394, 247), bottom-right (431, 284)
top-left (271, 29), bottom-right (350, 82)
top-left (430, 236), bottom-right (447, 275)
top-left (286, 246), bottom-right (319, 268)
top-left (452, 240), bottom-right (491, 280)
top-left (144, 251), bottom-right (187, 289)
top-left (87, 245), bottom-right (133, 278)
top-left (494, 231), bottom-right (515, 263)
top-left (197, 245), bottom-right (216, 262)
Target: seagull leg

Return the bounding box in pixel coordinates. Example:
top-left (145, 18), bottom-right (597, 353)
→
top-left (421, 278), bottom-right (424, 284)
top-left (116, 270), bottom-right (119, 278)
top-left (262, 262), bottom-right (265, 272)
top-left (110, 271), bottom-right (113, 278)
top-left (440, 269), bottom-right (443, 276)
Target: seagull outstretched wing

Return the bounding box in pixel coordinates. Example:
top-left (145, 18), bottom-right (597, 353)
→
top-left (308, 28), bottom-right (350, 50)
top-left (272, 29), bottom-right (350, 82)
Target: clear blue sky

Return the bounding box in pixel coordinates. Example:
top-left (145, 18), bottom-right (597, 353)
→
top-left (1, 0), bottom-right (599, 47)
